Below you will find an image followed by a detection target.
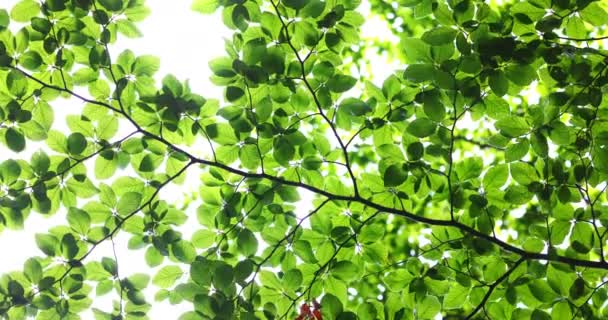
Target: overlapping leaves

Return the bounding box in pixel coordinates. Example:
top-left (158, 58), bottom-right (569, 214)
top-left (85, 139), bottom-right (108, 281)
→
top-left (0, 0), bottom-right (607, 319)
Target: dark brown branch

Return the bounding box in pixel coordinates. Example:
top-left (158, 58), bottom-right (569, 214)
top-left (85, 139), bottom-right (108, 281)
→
top-left (243, 199), bottom-right (332, 304)
top-left (571, 279), bottom-right (608, 319)
top-left (454, 136), bottom-right (504, 150)
top-left (14, 68), bottom-right (608, 273)
top-left (465, 258), bottom-right (525, 319)
top-left (4, 161), bottom-right (193, 313)
top-left (270, 0), bottom-right (360, 198)
top-left (7, 130), bottom-right (137, 195)
top-left (557, 35), bottom-right (608, 41)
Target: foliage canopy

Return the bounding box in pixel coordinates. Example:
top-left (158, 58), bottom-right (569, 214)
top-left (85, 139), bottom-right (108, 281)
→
top-left (0, 0), bottom-right (608, 319)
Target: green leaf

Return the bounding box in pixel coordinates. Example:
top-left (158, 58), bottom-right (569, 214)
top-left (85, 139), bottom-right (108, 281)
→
top-left (294, 240), bottom-right (317, 263)
top-left (339, 98), bottom-right (371, 116)
top-left (565, 16), bottom-right (586, 39)
top-left (551, 220), bottom-right (571, 245)
top-left (261, 47), bottom-right (286, 74)
top-left (145, 247), bottom-right (163, 267)
top-left (531, 309), bottom-right (552, 320)
top-left (505, 139), bottom-right (529, 162)
top-left (406, 142), bottom-right (424, 161)
top-left (153, 266), bottom-right (183, 288)
top-left (569, 278), bottom-right (586, 300)
top-left (443, 284), bottom-right (470, 309)
top-left (283, 269), bottom-right (302, 291)
top-left (331, 261), bottom-right (359, 281)
top-left (67, 207), bottom-right (91, 234)
top-left (423, 91), bottom-right (445, 121)
top-left (179, 312), bottom-right (205, 320)
top-left (495, 116), bottom-right (530, 137)
top-left (0, 159), bottom-right (21, 183)
top-left (580, 2), bottom-right (608, 26)
top-left (403, 64), bottom-right (435, 82)
top-left (239, 144), bottom-right (261, 170)
top-left (19, 51), bottom-right (42, 70)
top-left (283, 0), bottom-right (308, 10)
top-left (321, 294), bottom-right (343, 319)
top-left (226, 86), bottom-right (244, 102)
top-left (133, 55), bottom-right (160, 77)
top-left (505, 64), bottom-right (536, 87)
top-left (35, 234), bottom-right (58, 256)
top-left (0, 10), bottom-right (8, 31)
top-left (6, 70), bottom-right (29, 97)
top-left (551, 301), bottom-right (572, 320)
top-left (489, 70), bottom-right (509, 96)
top-left (24, 258), bottom-right (42, 283)
top-left (528, 280), bottom-right (557, 303)
top-left (504, 185), bottom-right (533, 205)
top-left (213, 263), bottom-right (234, 290)
top-left (139, 154), bottom-right (161, 172)
top-left (570, 222), bottom-right (595, 254)
top-left (421, 27), bottom-right (457, 45)
top-left (46, 132), bottom-right (66, 154)
top-left (383, 163), bottom-right (407, 187)
top-left (191, 0), bottom-right (219, 14)
top-left (414, 0), bottom-right (432, 18)
top-left (31, 150), bottom-right (50, 175)
top-left (418, 295), bottom-right (440, 319)
top-left (116, 192), bottom-right (142, 215)
top-left (190, 260), bottom-right (212, 286)
top-left (359, 224), bottom-right (384, 244)
top-left (407, 118), bottom-right (436, 138)
top-left (98, 0), bottom-right (123, 11)
top-left (172, 240), bottom-right (197, 263)
top-left (357, 302), bottom-right (378, 320)
top-left (5, 128), bottom-right (26, 152)
top-left (10, 0), bottom-right (40, 22)
top-left (593, 147), bottom-right (608, 173)
top-left (102, 257), bottom-right (118, 276)
top-left (483, 164), bottom-right (508, 189)
top-left (95, 152), bottom-right (117, 180)
top-left (273, 137), bottom-right (295, 166)
top-left (455, 156), bottom-right (483, 181)
top-left (192, 229), bottom-right (216, 249)
top-left (327, 74), bottom-right (357, 93)
top-left (510, 162), bottom-right (538, 185)
top-left (67, 132), bottom-right (87, 155)
top-left (401, 38), bottom-right (431, 62)
top-left (206, 123), bottom-right (238, 145)
top-left (237, 229), bottom-right (258, 256)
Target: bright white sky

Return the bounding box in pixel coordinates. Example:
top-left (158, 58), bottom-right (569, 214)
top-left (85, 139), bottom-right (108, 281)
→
top-left (0, 1), bottom-right (397, 318)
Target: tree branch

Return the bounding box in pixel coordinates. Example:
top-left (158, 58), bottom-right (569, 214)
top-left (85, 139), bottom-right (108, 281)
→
top-left (270, 0), bottom-right (360, 198)
top-left (13, 67), bottom-right (608, 276)
top-left (465, 257), bottom-right (525, 319)
top-left (557, 35), bottom-right (608, 41)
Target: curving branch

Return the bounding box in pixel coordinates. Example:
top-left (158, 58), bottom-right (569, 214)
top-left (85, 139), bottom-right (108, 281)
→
top-left (244, 198), bottom-right (331, 302)
top-left (3, 1), bottom-right (608, 319)
top-left (280, 210), bottom-right (381, 319)
top-left (12, 69), bottom-right (608, 272)
top-left (6, 130), bottom-right (138, 196)
top-left (571, 279), bottom-right (608, 319)
top-left (3, 161), bottom-right (194, 313)
top-left (465, 257), bottom-right (525, 320)
top-left (557, 35), bottom-right (608, 41)
top-left (453, 136), bottom-right (504, 150)
top-left (270, 0), bottom-right (360, 198)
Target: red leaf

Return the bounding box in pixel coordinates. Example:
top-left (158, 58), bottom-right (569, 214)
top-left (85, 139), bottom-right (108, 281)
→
top-left (313, 309), bottom-right (323, 320)
top-left (299, 304), bottom-right (311, 316)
